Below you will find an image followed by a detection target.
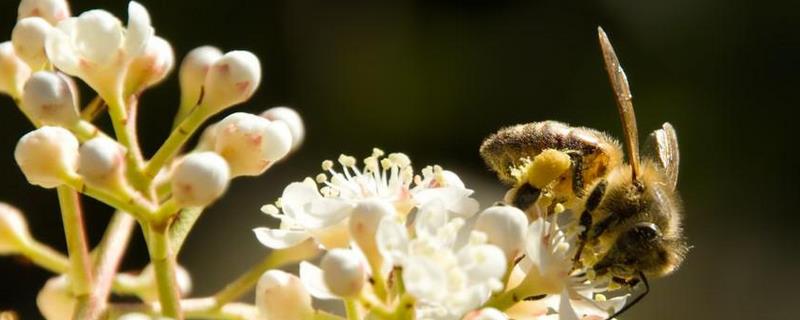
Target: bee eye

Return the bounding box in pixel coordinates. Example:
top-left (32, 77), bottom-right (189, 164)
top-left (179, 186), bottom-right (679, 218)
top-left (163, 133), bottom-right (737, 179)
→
top-left (633, 222), bottom-right (662, 241)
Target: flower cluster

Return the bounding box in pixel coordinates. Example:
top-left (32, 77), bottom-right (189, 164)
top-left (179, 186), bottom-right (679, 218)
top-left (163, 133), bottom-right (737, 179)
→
top-left (252, 150), bottom-right (631, 320)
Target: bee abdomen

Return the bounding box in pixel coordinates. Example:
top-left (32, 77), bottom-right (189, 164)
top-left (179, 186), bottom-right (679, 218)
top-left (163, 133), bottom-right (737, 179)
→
top-left (480, 121), bottom-right (621, 186)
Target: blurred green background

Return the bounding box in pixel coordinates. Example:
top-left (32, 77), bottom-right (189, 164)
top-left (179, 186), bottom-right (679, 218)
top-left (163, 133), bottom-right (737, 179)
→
top-left (1, 0), bottom-right (798, 319)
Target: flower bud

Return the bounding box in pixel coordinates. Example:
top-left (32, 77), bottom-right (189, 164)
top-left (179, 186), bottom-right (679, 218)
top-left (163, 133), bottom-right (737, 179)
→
top-left (36, 275), bottom-right (75, 320)
top-left (260, 106), bottom-right (304, 151)
top-left (179, 46), bottom-right (222, 108)
top-left (11, 17), bottom-right (52, 70)
top-left (172, 152), bottom-right (230, 207)
top-left (125, 36), bottom-right (175, 96)
top-left (21, 71), bottom-right (79, 126)
top-left (78, 137), bottom-right (126, 189)
top-left (320, 249), bottom-right (365, 298)
top-left (134, 264), bottom-right (192, 303)
top-left (0, 41), bottom-right (32, 99)
top-left (256, 270), bottom-right (314, 320)
top-left (15, 126), bottom-right (79, 188)
top-left (349, 200), bottom-right (393, 265)
top-left (195, 123), bottom-right (218, 151)
top-left (0, 203), bottom-right (31, 254)
top-left (474, 206), bottom-right (528, 262)
top-left (17, 0), bottom-right (71, 25)
top-left (214, 112), bottom-right (292, 177)
top-left (200, 50), bottom-right (261, 113)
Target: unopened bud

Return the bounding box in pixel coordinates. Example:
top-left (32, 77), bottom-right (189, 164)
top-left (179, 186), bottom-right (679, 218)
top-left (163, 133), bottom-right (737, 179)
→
top-left (214, 112), bottom-right (292, 177)
top-left (256, 270), bottom-right (314, 320)
top-left (36, 275), bottom-right (75, 320)
top-left (195, 123), bottom-right (218, 151)
top-left (0, 41), bottom-right (32, 99)
top-left (11, 17), bottom-right (52, 70)
top-left (78, 137), bottom-right (126, 189)
top-left (172, 152), bottom-right (230, 207)
top-left (21, 71), bottom-right (79, 126)
top-left (125, 36), bottom-right (174, 96)
top-left (15, 126), bottom-right (79, 188)
top-left (0, 203), bottom-right (31, 254)
top-left (200, 50), bottom-right (261, 113)
top-left (179, 46), bottom-right (222, 109)
top-left (349, 200), bottom-right (393, 265)
top-left (260, 106), bottom-right (304, 150)
top-left (17, 0), bottom-right (71, 25)
top-left (320, 249), bottom-right (365, 298)
top-left (474, 206), bottom-right (528, 262)
top-left (135, 264), bottom-right (192, 303)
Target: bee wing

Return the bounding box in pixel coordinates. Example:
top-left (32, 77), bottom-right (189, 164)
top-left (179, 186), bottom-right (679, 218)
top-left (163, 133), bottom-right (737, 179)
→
top-left (598, 27), bottom-right (642, 181)
top-left (644, 122), bottom-right (680, 190)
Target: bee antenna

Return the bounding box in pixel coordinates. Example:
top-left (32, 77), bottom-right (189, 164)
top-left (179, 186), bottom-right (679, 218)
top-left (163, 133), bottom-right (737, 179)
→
top-left (606, 271), bottom-right (650, 320)
top-left (598, 26), bottom-right (642, 182)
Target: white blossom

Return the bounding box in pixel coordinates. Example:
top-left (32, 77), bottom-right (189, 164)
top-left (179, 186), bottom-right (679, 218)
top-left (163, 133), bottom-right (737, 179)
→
top-left (0, 41), bottom-right (32, 99)
top-left (178, 46), bottom-right (222, 109)
top-left (172, 152), bottom-right (230, 207)
top-left (319, 248), bottom-right (366, 298)
top-left (21, 71), bottom-right (79, 126)
top-left (45, 1), bottom-right (154, 99)
top-left (78, 136), bottom-right (126, 188)
top-left (125, 35), bottom-right (175, 95)
top-left (260, 106), bottom-right (305, 150)
top-left (200, 50), bottom-right (261, 113)
top-left (14, 126), bottom-right (79, 188)
top-left (11, 17), bottom-right (53, 70)
top-left (17, 0), bottom-right (71, 25)
top-left (474, 205), bottom-right (528, 262)
top-left (213, 112), bottom-right (293, 177)
top-left (256, 270), bottom-right (314, 320)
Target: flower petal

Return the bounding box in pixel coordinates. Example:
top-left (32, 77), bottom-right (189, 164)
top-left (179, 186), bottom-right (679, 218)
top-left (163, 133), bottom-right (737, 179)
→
top-left (45, 19), bottom-right (79, 75)
top-left (376, 216), bottom-right (409, 266)
top-left (298, 261), bottom-right (337, 300)
top-left (252, 227), bottom-right (310, 249)
top-left (124, 1), bottom-right (153, 57)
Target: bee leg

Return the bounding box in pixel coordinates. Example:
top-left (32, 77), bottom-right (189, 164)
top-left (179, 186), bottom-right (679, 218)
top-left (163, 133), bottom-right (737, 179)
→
top-left (572, 179), bottom-right (608, 266)
top-left (566, 151), bottom-right (586, 198)
top-left (606, 272), bottom-right (650, 320)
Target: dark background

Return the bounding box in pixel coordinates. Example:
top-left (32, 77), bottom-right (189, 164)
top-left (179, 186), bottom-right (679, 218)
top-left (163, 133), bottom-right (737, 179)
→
top-left (1, 0), bottom-right (798, 319)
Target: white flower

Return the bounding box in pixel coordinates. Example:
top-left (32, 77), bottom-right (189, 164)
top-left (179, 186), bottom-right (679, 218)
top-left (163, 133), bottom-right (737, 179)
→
top-left (178, 46), bottom-right (222, 109)
top-left (17, 0), bottom-right (71, 25)
top-left (45, 1), bottom-right (154, 99)
top-left (14, 126), bottom-right (79, 188)
top-left (21, 71), bottom-right (79, 127)
top-left (412, 165), bottom-right (480, 219)
top-left (12, 17), bottom-right (53, 70)
top-left (214, 112), bottom-right (293, 177)
top-left (376, 202), bottom-right (507, 319)
top-left (78, 136), bottom-right (127, 189)
top-left (260, 106), bottom-right (305, 151)
top-left (474, 205), bottom-right (529, 263)
top-left (36, 275), bottom-right (75, 320)
top-left (0, 41), bottom-right (32, 99)
top-left (172, 152), bottom-right (230, 207)
top-left (199, 50), bottom-right (261, 113)
top-left (464, 308), bottom-right (509, 320)
top-left (0, 203), bottom-right (31, 255)
top-left (256, 270), bottom-right (314, 320)
top-left (124, 35), bottom-right (175, 96)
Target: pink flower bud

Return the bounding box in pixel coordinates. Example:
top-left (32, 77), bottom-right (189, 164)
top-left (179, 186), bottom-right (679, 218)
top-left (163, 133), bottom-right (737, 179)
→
top-left (179, 46), bottom-right (222, 108)
top-left (14, 126), bottom-right (79, 188)
top-left (214, 112), bottom-right (292, 177)
top-left (260, 106), bottom-right (304, 151)
top-left (200, 50), bottom-right (261, 112)
top-left (78, 137), bottom-right (126, 188)
top-left (21, 71), bottom-right (79, 127)
top-left (125, 36), bottom-right (174, 95)
top-left (172, 152), bottom-right (230, 207)
top-left (349, 199), bottom-right (394, 265)
top-left (256, 270), bottom-right (313, 320)
top-left (12, 17), bottom-right (52, 69)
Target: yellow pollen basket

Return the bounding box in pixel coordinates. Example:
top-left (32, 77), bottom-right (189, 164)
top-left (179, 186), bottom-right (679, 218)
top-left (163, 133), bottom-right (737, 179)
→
top-left (524, 149), bottom-right (571, 188)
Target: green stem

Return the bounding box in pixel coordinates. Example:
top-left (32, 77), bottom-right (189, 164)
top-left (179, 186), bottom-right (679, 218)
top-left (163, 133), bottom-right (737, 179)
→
top-left (483, 286), bottom-right (526, 311)
top-left (153, 198), bottom-right (181, 223)
top-left (344, 299), bottom-right (360, 320)
top-left (391, 294), bottom-right (415, 320)
top-left (106, 94), bottom-right (148, 191)
top-left (75, 212), bottom-right (137, 320)
top-left (213, 239), bottom-right (322, 305)
top-left (57, 186), bottom-right (93, 296)
top-left (144, 107), bottom-right (210, 179)
top-left (168, 208), bottom-right (203, 255)
top-left (62, 175), bottom-right (153, 221)
top-left (20, 240), bottom-right (70, 273)
top-left (146, 223), bottom-right (183, 319)
top-left (71, 120), bottom-right (107, 142)
top-left (80, 95), bottom-right (106, 121)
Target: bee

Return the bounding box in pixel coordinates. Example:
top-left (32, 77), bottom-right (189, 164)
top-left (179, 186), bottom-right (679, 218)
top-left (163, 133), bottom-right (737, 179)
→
top-left (480, 27), bottom-right (687, 317)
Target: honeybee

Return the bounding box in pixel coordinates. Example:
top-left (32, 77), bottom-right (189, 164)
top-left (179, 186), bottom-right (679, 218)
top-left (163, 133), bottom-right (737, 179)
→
top-left (480, 27), bottom-right (687, 316)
